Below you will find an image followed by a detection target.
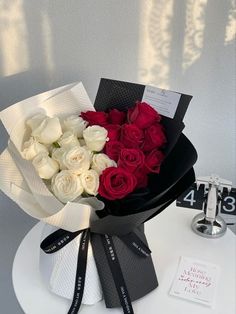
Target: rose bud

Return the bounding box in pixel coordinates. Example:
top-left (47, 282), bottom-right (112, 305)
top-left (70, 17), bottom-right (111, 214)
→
top-left (91, 153), bottom-right (117, 175)
top-left (83, 125), bottom-right (108, 152)
top-left (98, 167), bottom-right (137, 200)
top-left (128, 101), bottom-right (161, 129)
top-left (118, 148), bottom-right (145, 173)
top-left (145, 149), bottom-right (165, 173)
top-left (28, 114), bottom-right (62, 145)
top-left (63, 115), bottom-right (88, 138)
top-left (51, 147), bottom-right (67, 170)
top-left (80, 169), bottom-right (99, 196)
top-left (32, 152), bottom-right (59, 179)
top-left (104, 140), bottom-right (124, 162)
top-left (22, 137), bottom-right (48, 160)
top-left (57, 131), bottom-right (80, 149)
top-left (62, 146), bottom-right (91, 175)
top-left (105, 124), bottom-right (121, 141)
top-left (142, 123), bottom-right (167, 152)
top-left (108, 109), bottom-right (126, 125)
top-left (134, 167), bottom-right (149, 189)
top-left (52, 170), bottom-right (83, 203)
top-left (120, 124), bottom-right (144, 149)
top-left (80, 111), bottom-right (108, 126)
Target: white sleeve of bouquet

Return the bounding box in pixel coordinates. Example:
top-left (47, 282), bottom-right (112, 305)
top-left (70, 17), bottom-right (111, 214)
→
top-left (0, 82), bottom-right (104, 232)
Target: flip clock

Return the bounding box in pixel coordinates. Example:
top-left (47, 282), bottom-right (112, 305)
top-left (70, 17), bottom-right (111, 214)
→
top-left (176, 174), bottom-right (235, 238)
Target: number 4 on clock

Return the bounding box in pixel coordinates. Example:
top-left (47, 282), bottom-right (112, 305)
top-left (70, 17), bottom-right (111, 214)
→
top-left (176, 184), bottom-right (205, 209)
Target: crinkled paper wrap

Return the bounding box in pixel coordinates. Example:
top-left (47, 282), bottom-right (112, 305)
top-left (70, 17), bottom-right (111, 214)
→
top-left (0, 82), bottom-right (101, 232)
top-left (0, 82), bottom-right (105, 305)
top-left (40, 224), bottom-right (103, 304)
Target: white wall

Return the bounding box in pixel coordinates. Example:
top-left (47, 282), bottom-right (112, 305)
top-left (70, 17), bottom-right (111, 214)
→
top-left (0, 0), bottom-right (235, 184)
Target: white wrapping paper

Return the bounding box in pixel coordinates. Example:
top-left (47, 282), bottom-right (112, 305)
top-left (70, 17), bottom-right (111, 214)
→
top-left (40, 224), bottom-right (103, 304)
top-left (0, 82), bottom-right (104, 304)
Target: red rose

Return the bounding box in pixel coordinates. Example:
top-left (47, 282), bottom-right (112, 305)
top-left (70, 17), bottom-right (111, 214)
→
top-left (104, 140), bottom-right (124, 162)
top-left (120, 124), bottom-right (144, 148)
top-left (105, 124), bottom-right (121, 141)
top-left (145, 149), bottom-right (164, 173)
top-left (108, 109), bottom-right (126, 125)
top-left (80, 111), bottom-right (108, 126)
top-left (142, 123), bottom-right (167, 152)
top-left (98, 167), bottom-right (137, 200)
top-left (128, 101), bottom-right (161, 129)
top-left (118, 148), bottom-right (145, 173)
top-left (133, 167), bottom-right (148, 189)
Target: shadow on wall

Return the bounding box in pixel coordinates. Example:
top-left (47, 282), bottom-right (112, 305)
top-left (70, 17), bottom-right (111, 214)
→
top-left (138, 0), bottom-right (235, 88)
top-left (0, 0), bottom-right (141, 107)
top-left (0, 0), bottom-right (235, 103)
top-left (138, 0), bottom-right (235, 183)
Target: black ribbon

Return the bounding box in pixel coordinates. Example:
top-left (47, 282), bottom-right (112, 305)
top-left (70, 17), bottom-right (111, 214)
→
top-left (101, 234), bottom-right (134, 314)
top-left (41, 228), bottom-right (151, 314)
top-left (119, 232), bottom-right (151, 258)
top-left (40, 228), bottom-right (84, 253)
top-left (68, 230), bottom-right (90, 314)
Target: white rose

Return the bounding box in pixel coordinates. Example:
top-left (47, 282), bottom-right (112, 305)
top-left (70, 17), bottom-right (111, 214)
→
top-left (22, 137), bottom-right (48, 160)
top-left (80, 169), bottom-right (99, 196)
top-left (52, 170), bottom-right (83, 203)
top-left (62, 146), bottom-right (91, 174)
top-left (26, 113), bottom-right (47, 131)
top-left (91, 153), bottom-right (117, 175)
top-left (32, 152), bottom-right (59, 179)
top-left (51, 147), bottom-right (67, 170)
top-left (63, 115), bottom-right (88, 138)
top-left (83, 125), bottom-right (108, 152)
top-left (57, 131), bottom-right (80, 149)
top-left (31, 116), bottom-right (62, 145)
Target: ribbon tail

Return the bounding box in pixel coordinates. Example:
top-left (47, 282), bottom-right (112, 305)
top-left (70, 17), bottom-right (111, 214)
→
top-left (119, 231), bottom-right (151, 258)
top-left (101, 234), bottom-right (134, 314)
top-left (68, 229), bottom-right (90, 314)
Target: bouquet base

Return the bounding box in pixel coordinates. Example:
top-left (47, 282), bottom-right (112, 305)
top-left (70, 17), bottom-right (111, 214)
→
top-left (39, 224), bottom-right (103, 305)
top-left (40, 224), bottom-right (158, 309)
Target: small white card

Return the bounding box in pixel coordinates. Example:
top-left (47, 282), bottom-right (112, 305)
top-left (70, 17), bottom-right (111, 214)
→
top-left (142, 85), bottom-right (181, 119)
top-left (169, 256), bottom-right (220, 307)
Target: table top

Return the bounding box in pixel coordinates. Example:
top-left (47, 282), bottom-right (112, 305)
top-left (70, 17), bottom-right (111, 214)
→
top-left (12, 205), bottom-right (236, 314)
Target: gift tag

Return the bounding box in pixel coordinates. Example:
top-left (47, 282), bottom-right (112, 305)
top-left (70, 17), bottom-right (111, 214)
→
top-left (169, 256), bottom-right (220, 307)
top-left (142, 86), bottom-right (181, 119)
top-left (94, 78), bottom-right (192, 121)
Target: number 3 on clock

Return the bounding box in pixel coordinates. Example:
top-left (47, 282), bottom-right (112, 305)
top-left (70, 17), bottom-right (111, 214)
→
top-left (221, 189), bottom-right (236, 215)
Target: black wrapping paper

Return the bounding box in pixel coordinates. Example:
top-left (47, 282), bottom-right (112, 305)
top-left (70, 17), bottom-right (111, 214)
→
top-left (90, 135), bottom-right (197, 235)
top-left (94, 78), bottom-right (192, 122)
top-left (87, 79), bottom-right (198, 308)
top-left (90, 225), bottom-right (158, 308)
top-left (94, 78), bottom-right (189, 158)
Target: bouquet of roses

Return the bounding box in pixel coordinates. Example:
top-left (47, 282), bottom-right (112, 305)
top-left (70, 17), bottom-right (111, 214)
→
top-left (0, 79), bottom-right (197, 314)
top-left (82, 101), bottom-right (166, 200)
top-left (20, 101), bottom-right (166, 204)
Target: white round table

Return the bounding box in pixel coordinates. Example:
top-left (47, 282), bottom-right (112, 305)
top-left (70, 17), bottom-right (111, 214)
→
top-left (12, 205), bottom-right (236, 314)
